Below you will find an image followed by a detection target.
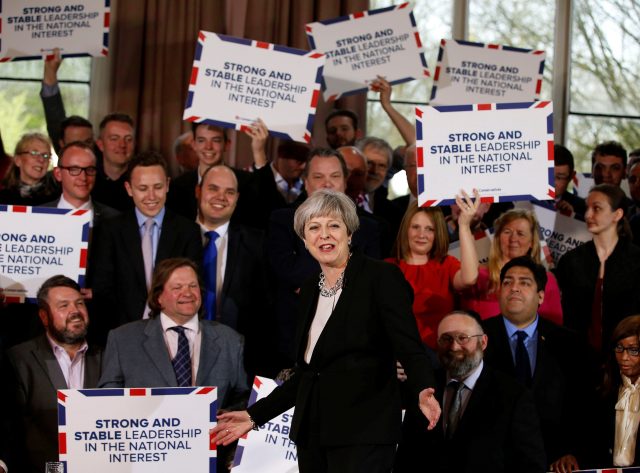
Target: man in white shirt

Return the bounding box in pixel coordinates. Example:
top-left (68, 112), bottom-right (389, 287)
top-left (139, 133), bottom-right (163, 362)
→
top-left (6, 275), bottom-right (102, 473)
top-left (196, 165), bottom-right (274, 378)
top-left (45, 141), bottom-right (119, 226)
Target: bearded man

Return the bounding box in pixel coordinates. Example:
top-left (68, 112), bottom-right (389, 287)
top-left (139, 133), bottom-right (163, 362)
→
top-left (5, 275), bottom-right (102, 473)
top-left (394, 310), bottom-right (545, 473)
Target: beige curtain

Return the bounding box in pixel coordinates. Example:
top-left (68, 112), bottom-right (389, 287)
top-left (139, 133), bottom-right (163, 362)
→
top-left (107, 0), bottom-right (367, 173)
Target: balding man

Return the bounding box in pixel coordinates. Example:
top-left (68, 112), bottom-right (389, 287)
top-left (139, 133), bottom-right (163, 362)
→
top-left (395, 310), bottom-right (545, 473)
top-left (196, 165), bottom-right (274, 378)
top-left (45, 141), bottom-right (119, 226)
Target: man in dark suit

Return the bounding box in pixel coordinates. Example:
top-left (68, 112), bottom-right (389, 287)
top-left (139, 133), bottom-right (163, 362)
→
top-left (196, 165), bottom-right (275, 378)
top-left (44, 141), bottom-right (119, 226)
top-left (395, 310), bottom-right (546, 473)
top-left (166, 122), bottom-right (257, 225)
top-left (5, 275), bottom-right (102, 473)
top-left (90, 151), bottom-right (202, 337)
top-left (99, 258), bottom-right (249, 473)
top-left (250, 139), bottom-right (308, 229)
top-left (482, 256), bottom-right (593, 472)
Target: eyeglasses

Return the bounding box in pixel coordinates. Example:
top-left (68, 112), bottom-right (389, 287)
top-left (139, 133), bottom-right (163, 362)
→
top-left (629, 176), bottom-right (639, 184)
top-left (614, 345), bottom-right (640, 357)
top-left (19, 150), bottom-right (51, 160)
top-left (58, 165), bottom-right (98, 176)
top-left (437, 333), bottom-right (484, 347)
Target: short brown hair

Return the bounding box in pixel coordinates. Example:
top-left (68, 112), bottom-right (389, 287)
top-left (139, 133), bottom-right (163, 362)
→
top-left (148, 258), bottom-right (200, 318)
top-left (394, 202), bottom-right (449, 262)
top-left (37, 275), bottom-right (82, 311)
top-left (125, 150), bottom-right (169, 182)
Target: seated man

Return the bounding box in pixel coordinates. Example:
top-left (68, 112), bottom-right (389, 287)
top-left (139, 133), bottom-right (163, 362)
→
top-left (395, 310), bottom-right (546, 473)
top-left (5, 275), bottom-right (102, 473)
top-left (483, 256), bottom-right (594, 471)
top-left (98, 258), bottom-right (249, 469)
top-left (99, 257), bottom-right (248, 403)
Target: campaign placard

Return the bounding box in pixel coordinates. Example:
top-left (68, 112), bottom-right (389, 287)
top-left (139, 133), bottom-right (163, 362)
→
top-left (430, 39), bottom-right (545, 105)
top-left (0, 0), bottom-right (110, 61)
top-left (183, 32), bottom-right (324, 144)
top-left (0, 206), bottom-right (91, 302)
top-left (231, 377), bottom-right (297, 472)
top-left (415, 102), bottom-right (554, 206)
top-left (305, 3), bottom-right (428, 101)
top-left (516, 201), bottom-right (591, 265)
top-left (58, 387), bottom-right (217, 473)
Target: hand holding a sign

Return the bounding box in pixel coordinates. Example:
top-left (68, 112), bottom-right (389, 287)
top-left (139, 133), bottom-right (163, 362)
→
top-left (455, 189), bottom-right (482, 226)
top-left (44, 48), bottom-right (63, 86)
top-left (418, 388), bottom-right (441, 430)
top-left (244, 118), bottom-right (269, 168)
top-left (213, 410), bottom-right (254, 446)
top-left (369, 75), bottom-right (415, 145)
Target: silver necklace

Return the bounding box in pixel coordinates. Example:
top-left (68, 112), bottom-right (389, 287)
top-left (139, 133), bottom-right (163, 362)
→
top-left (319, 270), bottom-right (345, 297)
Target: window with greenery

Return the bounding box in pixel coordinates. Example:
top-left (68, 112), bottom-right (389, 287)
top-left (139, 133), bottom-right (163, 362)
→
top-left (567, 0), bottom-right (640, 168)
top-left (366, 0), bottom-right (640, 175)
top-left (0, 57), bottom-right (91, 156)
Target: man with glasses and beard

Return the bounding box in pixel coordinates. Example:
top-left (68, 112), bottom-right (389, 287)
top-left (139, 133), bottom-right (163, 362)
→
top-left (4, 276), bottom-right (102, 473)
top-left (394, 310), bottom-right (545, 473)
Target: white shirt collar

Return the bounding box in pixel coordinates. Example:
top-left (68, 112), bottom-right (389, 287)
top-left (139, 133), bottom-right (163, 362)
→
top-left (159, 312), bottom-right (200, 333)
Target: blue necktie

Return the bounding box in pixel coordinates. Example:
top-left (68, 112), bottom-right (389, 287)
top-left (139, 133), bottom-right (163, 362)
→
top-left (515, 331), bottom-right (532, 386)
top-left (169, 326), bottom-right (192, 387)
top-left (203, 231), bottom-right (219, 321)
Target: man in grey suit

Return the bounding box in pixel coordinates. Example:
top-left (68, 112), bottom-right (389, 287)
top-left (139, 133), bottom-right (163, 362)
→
top-left (5, 275), bottom-right (102, 473)
top-left (98, 258), bottom-right (248, 472)
top-left (98, 257), bottom-right (249, 409)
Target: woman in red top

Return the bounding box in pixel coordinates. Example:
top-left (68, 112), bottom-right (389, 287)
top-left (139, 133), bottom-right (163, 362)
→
top-left (386, 191), bottom-right (480, 348)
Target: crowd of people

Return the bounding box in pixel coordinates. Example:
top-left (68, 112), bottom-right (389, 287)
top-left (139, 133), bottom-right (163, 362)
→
top-left (2, 54), bottom-right (640, 473)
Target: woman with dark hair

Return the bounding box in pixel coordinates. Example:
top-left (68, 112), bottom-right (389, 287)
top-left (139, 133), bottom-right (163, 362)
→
top-left (556, 184), bottom-right (640, 354)
top-left (0, 132), bottom-right (59, 205)
top-left (589, 315), bottom-right (640, 468)
top-left (385, 192), bottom-right (480, 349)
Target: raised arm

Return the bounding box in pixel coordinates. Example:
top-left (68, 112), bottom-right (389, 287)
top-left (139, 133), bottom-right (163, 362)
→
top-left (453, 189), bottom-right (481, 290)
top-left (370, 75), bottom-right (415, 145)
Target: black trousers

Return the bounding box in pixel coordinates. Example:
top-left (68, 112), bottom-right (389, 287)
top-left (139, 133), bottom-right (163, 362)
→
top-left (297, 443), bottom-right (396, 473)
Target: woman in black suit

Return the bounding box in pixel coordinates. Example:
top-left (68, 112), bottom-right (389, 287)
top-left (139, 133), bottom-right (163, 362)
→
top-left (213, 188), bottom-right (440, 473)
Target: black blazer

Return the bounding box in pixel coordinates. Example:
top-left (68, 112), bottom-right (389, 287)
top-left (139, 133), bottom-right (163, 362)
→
top-left (248, 164), bottom-right (290, 229)
top-left (482, 315), bottom-right (594, 465)
top-left (395, 365), bottom-right (546, 473)
top-left (90, 208), bottom-right (202, 331)
top-left (556, 238), bottom-right (640, 349)
top-left (266, 206), bottom-right (382, 368)
top-left (248, 252), bottom-right (434, 446)
top-left (40, 198), bottom-right (120, 228)
top-left (216, 223), bottom-right (276, 378)
top-left (5, 335), bottom-right (102, 473)
top-left (166, 168), bottom-right (259, 227)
